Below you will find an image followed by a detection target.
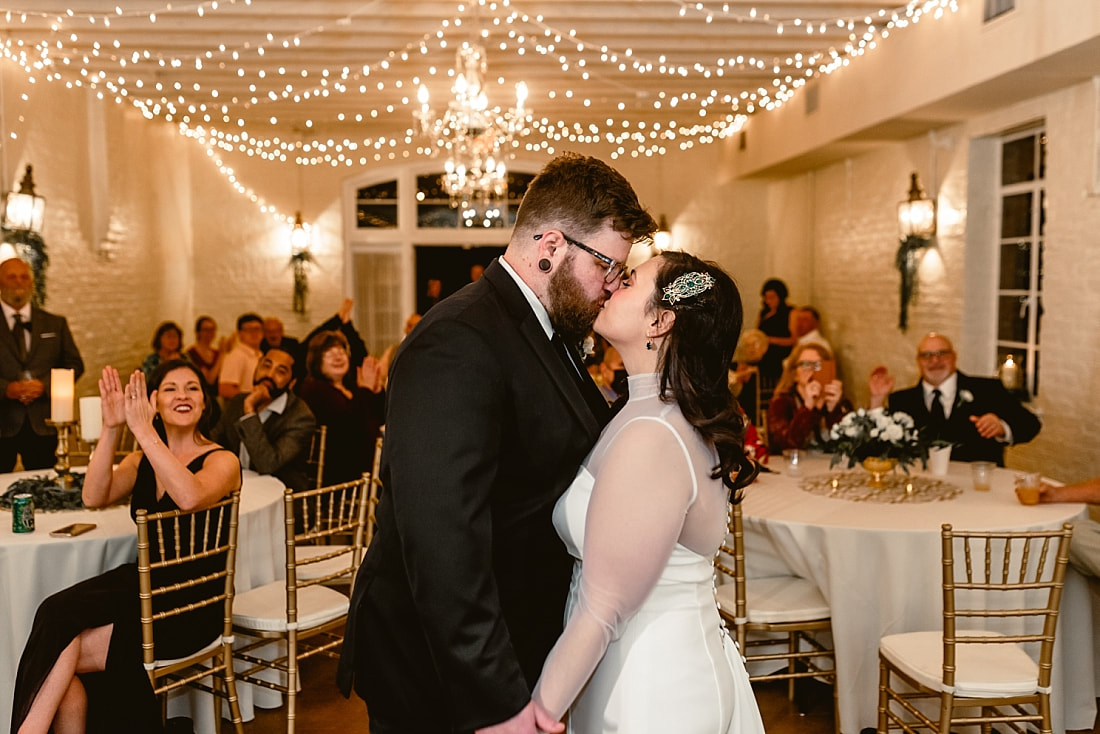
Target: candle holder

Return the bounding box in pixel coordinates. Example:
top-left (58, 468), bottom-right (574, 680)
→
top-left (45, 419), bottom-right (77, 491)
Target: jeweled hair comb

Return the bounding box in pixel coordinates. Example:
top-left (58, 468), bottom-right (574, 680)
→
top-left (661, 271), bottom-right (715, 305)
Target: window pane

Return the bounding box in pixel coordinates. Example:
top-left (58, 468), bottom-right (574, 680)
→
top-left (506, 171), bottom-right (536, 226)
top-left (998, 242), bottom-right (1030, 290)
top-left (1001, 135), bottom-right (1035, 185)
top-left (356, 179), bottom-right (398, 229)
top-left (1000, 193), bottom-right (1032, 238)
top-left (1039, 189), bottom-right (1046, 237)
top-left (1038, 132), bottom-right (1046, 180)
top-left (1037, 240), bottom-right (1044, 292)
top-left (997, 295), bottom-right (1029, 342)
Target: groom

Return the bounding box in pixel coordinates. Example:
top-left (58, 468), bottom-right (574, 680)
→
top-left (337, 153), bottom-right (656, 733)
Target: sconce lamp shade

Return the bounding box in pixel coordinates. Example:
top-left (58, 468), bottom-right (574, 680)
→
top-left (3, 165), bottom-right (46, 234)
top-left (289, 210), bottom-right (311, 253)
top-left (897, 171), bottom-right (936, 240)
top-left (653, 214), bottom-right (672, 252)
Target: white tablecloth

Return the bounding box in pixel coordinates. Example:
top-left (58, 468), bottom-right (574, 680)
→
top-left (0, 469), bottom-right (285, 732)
top-left (740, 456), bottom-right (1094, 734)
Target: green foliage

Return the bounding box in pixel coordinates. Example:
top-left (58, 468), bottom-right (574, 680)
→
top-left (0, 473), bottom-right (86, 511)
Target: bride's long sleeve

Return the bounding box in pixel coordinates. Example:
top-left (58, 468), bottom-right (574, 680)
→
top-left (533, 417), bottom-right (697, 721)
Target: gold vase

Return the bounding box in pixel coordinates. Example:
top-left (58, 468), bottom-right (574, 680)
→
top-left (862, 457), bottom-right (897, 489)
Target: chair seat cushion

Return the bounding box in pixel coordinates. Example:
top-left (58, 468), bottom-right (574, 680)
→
top-left (295, 545), bottom-right (353, 581)
top-left (880, 629), bottom-right (1040, 698)
top-left (155, 636), bottom-right (222, 668)
top-left (715, 576), bottom-right (830, 624)
top-left (233, 582), bottom-right (349, 632)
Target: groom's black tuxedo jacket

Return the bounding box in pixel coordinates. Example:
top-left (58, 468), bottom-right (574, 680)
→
top-left (887, 371), bottom-right (1040, 466)
top-left (337, 259), bottom-right (610, 733)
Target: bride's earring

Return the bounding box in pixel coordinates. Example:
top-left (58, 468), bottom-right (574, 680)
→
top-left (645, 341), bottom-right (653, 351)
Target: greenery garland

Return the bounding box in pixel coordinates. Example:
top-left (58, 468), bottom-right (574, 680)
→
top-left (1, 225), bottom-right (49, 306)
top-left (0, 473), bottom-right (86, 511)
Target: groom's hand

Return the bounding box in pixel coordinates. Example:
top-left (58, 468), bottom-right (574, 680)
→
top-left (475, 701), bottom-right (563, 734)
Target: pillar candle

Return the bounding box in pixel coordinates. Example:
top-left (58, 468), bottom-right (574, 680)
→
top-left (79, 396), bottom-right (102, 442)
top-left (50, 368), bottom-right (74, 422)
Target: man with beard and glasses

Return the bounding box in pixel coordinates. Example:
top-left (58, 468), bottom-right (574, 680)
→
top-left (210, 347), bottom-right (316, 491)
top-left (338, 152), bottom-right (656, 734)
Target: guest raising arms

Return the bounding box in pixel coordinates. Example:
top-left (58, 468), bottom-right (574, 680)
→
top-left (11, 360), bottom-right (241, 734)
top-left (531, 252), bottom-right (764, 734)
top-left (298, 330), bottom-right (385, 485)
top-left (767, 342), bottom-right (851, 453)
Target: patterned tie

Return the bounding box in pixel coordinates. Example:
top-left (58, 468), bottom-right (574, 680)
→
top-left (929, 389), bottom-right (946, 437)
top-left (12, 314), bottom-right (28, 363)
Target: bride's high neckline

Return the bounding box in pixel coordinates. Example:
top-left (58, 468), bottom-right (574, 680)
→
top-left (626, 372), bottom-right (660, 400)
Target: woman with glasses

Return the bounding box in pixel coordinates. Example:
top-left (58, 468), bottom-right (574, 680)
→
top-left (767, 342), bottom-right (851, 454)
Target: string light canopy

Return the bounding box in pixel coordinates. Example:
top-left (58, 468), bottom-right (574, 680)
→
top-left (416, 41), bottom-right (530, 226)
top-left (0, 1), bottom-right (958, 167)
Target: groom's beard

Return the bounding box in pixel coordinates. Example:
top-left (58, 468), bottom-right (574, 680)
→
top-left (547, 256), bottom-right (603, 345)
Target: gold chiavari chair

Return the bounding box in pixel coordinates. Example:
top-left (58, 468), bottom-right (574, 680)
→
top-left (136, 491), bottom-right (244, 734)
top-left (231, 475), bottom-right (371, 734)
top-left (714, 501), bottom-right (837, 731)
top-left (877, 523), bottom-right (1073, 734)
top-left (305, 425), bottom-right (327, 490)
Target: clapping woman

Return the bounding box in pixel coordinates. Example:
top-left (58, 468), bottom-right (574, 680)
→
top-left (298, 330), bottom-right (385, 486)
top-left (11, 360), bottom-right (240, 733)
top-left (767, 342), bottom-right (852, 453)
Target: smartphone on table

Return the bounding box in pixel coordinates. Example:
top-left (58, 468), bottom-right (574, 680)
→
top-left (49, 523), bottom-right (97, 537)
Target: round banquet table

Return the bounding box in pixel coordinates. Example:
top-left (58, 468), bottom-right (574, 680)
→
top-left (0, 469), bottom-right (285, 733)
top-left (739, 455), bottom-right (1094, 734)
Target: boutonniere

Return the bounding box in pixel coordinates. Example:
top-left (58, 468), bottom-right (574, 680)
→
top-left (581, 335), bottom-right (595, 359)
top-left (958, 389), bottom-right (974, 404)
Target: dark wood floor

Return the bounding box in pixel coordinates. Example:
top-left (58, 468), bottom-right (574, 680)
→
top-left (169, 654), bottom-right (1099, 734)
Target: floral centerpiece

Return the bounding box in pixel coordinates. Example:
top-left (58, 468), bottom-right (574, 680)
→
top-left (825, 408), bottom-right (929, 475)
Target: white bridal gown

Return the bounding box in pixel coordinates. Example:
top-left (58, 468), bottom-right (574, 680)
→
top-left (534, 373), bottom-right (765, 734)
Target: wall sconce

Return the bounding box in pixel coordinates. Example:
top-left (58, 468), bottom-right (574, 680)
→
top-left (3, 165), bottom-right (46, 234)
top-left (288, 211), bottom-right (314, 314)
top-left (895, 171), bottom-right (936, 332)
top-left (652, 214), bottom-right (672, 252)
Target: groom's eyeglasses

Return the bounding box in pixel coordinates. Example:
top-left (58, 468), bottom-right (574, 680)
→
top-left (533, 231), bottom-right (627, 285)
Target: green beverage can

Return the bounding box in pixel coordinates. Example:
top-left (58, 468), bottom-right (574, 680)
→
top-left (12, 493), bottom-right (34, 533)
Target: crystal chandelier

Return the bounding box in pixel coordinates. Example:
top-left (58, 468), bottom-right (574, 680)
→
top-left (416, 42), bottom-right (529, 227)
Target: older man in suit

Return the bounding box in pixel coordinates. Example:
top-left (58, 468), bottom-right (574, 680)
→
top-left (869, 332), bottom-right (1040, 465)
top-left (337, 153), bottom-right (656, 734)
top-left (210, 347), bottom-right (316, 492)
top-left (0, 258), bottom-right (84, 471)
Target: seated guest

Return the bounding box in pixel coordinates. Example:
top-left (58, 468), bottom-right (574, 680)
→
top-left (211, 347), bottom-right (316, 492)
top-left (869, 332), bottom-right (1040, 466)
top-left (262, 316), bottom-right (304, 384)
top-left (298, 331), bottom-right (385, 486)
top-left (768, 342), bottom-right (851, 453)
top-left (302, 298), bottom-right (369, 391)
top-left (729, 328), bottom-right (768, 423)
top-left (11, 360), bottom-right (241, 733)
top-left (791, 306), bottom-right (833, 356)
top-left (185, 315), bottom-right (227, 389)
top-left (1038, 477), bottom-right (1100, 578)
top-left (141, 321), bottom-right (185, 380)
top-left (218, 313), bottom-right (265, 400)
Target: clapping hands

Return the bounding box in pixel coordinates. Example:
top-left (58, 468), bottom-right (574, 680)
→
top-left (356, 355), bottom-right (384, 393)
top-left (99, 367), bottom-right (156, 439)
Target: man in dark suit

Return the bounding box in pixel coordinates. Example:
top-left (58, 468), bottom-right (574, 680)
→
top-left (210, 347), bottom-right (316, 491)
top-left (337, 153), bottom-right (656, 734)
top-left (869, 332), bottom-right (1040, 465)
top-left (0, 258), bottom-right (84, 471)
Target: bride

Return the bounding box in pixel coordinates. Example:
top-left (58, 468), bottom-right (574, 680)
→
top-left (531, 251), bottom-right (764, 734)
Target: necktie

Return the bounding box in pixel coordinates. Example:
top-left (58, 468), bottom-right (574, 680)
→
top-left (12, 314), bottom-right (28, 363)
top-left (929, 389), bottom-right (946, 435)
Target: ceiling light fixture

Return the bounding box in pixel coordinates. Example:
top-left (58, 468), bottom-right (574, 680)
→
top-left (415, 42), bottom-right (530, 227)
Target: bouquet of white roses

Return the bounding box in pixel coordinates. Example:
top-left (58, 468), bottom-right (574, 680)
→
top-left (824, 407), bottom-right (928, 472)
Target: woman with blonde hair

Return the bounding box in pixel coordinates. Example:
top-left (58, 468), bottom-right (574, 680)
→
top-left (767, 341), bottom-right (851, 453)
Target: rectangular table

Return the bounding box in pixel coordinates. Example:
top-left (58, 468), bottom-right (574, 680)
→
top-left (737, 456), bottom-right (1094, 734)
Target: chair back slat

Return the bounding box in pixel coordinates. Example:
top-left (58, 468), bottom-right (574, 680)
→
top-left (940, 523), bottom-right (1073, 691)
top-left (305, 425), bottom-right (328, 490)
top-left (284, 474), bottom-right (372, 596)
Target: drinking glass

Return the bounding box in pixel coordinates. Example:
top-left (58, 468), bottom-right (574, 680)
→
top-left (783, 448), bottom-right (802, 476)
top-left (971, 461), bottom-right (994, 492)
top-left (1015, 471), bottom-right (1042, 505)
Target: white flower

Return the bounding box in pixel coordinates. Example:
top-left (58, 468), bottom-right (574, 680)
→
top-left (883, 423), bottom-right (904, 441)
top-left (582, 336), bottom-right (595, 358)
top-left (959, 389), bottom-right (974, 404)
top-left (870, 428), bottom-right (881, 438)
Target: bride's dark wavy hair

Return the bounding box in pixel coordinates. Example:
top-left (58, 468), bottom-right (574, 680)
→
top-left (650, 252), bottom-right (759, 500)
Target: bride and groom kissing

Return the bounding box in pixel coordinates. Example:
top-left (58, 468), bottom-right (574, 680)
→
top-left (337, 153), bottom-right (764, 734)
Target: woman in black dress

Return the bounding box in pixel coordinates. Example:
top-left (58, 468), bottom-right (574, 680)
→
top-left (755, 278), bottom-right (795, 391)
top-left (298, 330), bottom-right (385, 486)
top-left (12, 360), bottom-right (241, 734)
